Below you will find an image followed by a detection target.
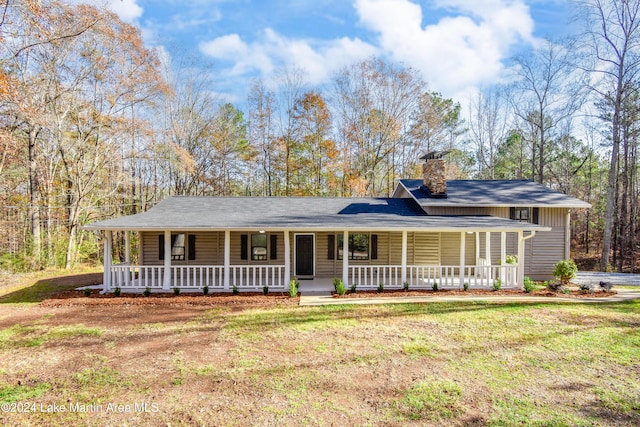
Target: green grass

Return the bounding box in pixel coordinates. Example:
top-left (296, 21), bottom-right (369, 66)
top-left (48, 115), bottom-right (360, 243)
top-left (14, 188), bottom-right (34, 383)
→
top-left (0, 292), bottom-right (639, 426)
top-left (0, 267), bottom-right (101, 304)
top-left (396, 378), bottom-right (463, 421)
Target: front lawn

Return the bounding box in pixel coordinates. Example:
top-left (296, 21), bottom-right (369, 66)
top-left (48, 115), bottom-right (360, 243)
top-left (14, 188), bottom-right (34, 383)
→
top-left (0, 276), bottom-right (638, 425)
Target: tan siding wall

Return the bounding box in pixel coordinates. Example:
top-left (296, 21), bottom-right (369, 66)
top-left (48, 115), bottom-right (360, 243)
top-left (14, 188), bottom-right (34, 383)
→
top-left (413, 232), bottom-right (440, 264)
top-left (141, 231), bottom-right (223, 265)
top-left (526, 208), bottom-right (567, 279)
top-left (230, 231), bottom-right (285, 266)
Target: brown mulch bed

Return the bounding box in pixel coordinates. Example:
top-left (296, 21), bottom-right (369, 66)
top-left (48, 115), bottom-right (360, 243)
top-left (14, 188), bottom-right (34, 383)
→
top-left (331, 288), bottom-right (618, 299)
top-left (41, 290), bottom-right (299, 308)
top-left (39, 287), bottom-right (617, 308)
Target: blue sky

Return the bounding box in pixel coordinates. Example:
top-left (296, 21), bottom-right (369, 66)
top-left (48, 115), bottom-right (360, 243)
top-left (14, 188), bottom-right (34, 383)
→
top-left (99, 0), bottom-right (575, 105)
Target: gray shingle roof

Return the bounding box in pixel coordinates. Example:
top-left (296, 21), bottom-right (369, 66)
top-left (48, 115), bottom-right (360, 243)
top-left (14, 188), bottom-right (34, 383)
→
top-left (84, 197), bottom-right (549, 232)
top-left (398, 179), bottom-right (591, 208)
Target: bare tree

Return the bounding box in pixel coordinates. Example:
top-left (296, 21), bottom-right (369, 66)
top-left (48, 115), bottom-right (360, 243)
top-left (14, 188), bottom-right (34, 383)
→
top-left (510, 38), bottom-right (587, 184)
top-left (468, 88), bottom-right (509, 178)
top-left (577, 0), bottom-right (640, 271)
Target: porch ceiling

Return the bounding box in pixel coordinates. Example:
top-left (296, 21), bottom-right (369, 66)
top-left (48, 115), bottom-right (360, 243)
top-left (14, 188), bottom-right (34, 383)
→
top-left (83, 197), bottom-right (551, 233)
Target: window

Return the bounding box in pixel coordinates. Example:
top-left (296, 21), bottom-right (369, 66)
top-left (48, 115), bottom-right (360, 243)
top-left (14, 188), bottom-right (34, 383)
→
top-left (171, 234), bottom-right (186, 260)
top-left (251, 234), bottom-right (268, 261)
top-left (510, 207), bottom-right (539, 224)
top-left (337, 233), bottom-right (370, 260)
top-left (158, 234), bottom-right (196, 261)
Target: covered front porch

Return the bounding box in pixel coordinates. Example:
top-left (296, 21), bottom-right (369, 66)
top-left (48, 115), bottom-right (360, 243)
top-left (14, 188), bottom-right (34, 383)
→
top-left (101, 229), bottom-right (530, 293)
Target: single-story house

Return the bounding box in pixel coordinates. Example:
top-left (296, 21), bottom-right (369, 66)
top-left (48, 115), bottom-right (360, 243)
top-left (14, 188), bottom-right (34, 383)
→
top-left (84, 154), bottom-right (590, 293)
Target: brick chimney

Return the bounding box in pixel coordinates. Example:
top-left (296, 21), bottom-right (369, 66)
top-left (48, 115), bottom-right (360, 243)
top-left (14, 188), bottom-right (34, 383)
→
top-left (420, 151), bottom-right (449, 198)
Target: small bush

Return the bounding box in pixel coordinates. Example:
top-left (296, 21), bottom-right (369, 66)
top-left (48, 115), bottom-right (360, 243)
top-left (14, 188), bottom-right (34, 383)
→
top-left (505, 255), bottom-right (518, 265)
top-left (173, 287), bottom-right (180, 296)
top-left (350, 283), bottom-right (357, 293)
top-left (335, 280), bottom-right (347, 296)
top-left (553, 259), bottom-right (578, 285)
top-left (493, 278), bottom-right (502, 291)
top-left (578, 283), bottom-right (594, 294)
top-left (202, 285), bottom-right (209, 295)
top-left (289, 278), bottom-right (299, 297)
top-left (432, 281), bottom-right (438, 291)
top-left (143, 287), bottom-right (151, 297)
top-left (332, 277), bottom-right (342, 292)
top-left (523, 277), bottom-right (535, 293)
top-left (377, 282), bottom-right (385, 293)
top-left (599, 281), bottom-right (613, 292)
top-left (113, 287), bottom-right (121, 297)
top-left (262, 285), bottom-right (269, 295)
top-left (463, 282), bottom-right (469, 291)
top-left (562, 286), bottom-right (571, 294)
top-left (403, 281), bottom-right (410, 291)
top-left (232, 285), bottom-right (239, 295)
top-left (83, 288), bottom-right (91, 297)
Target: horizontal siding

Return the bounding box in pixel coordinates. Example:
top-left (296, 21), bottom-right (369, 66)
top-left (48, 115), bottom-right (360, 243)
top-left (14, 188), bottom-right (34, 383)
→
top-left (413, 232), bottom-right (440, 265)
top-left (141, 231), bottom-right (223, 265)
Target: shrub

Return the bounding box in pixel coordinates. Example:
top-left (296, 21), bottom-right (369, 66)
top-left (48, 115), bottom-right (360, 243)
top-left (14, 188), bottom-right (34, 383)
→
top-left (289, 278), bottom-right (299, 297)
top-left (262, 285), bottom-right (269, 295)
top-left (232, 285), bottom-right (239, 295)
top-left (83, 288), bottom-right (91, 297)
top-left (202, 285), bottom-right (209, 295)
top-left (553, 259), bottom-right (578, 285)
top-left (463, 282), bottom-right (469, 291)
top-left (562, 286), bottom-right (571, 294)
top-left (143, 287), bottom-right (151, 297)
top-left (332, 277), bottom-right (342, 292)
top-left (113, 287), bottom-right (121, 297)
top-left (377, 282), bottom-right (385, 293)
top-left (432, 281), bottom-right (438, 291)
top-left (599, 281), bottom-right (613, 292)
top-left (505, 255), bottom-right (518, 265)
top-left (578, 283), bottom-right (594, 294)
top-left (523, 277), bottom-right (535, 293)
top-left (403, 281), bottom-right (410, 291)
top-left (493, 278), bottom-right (502, 291)
top-left (350, 283), bottom-right (357, 293)
top-left (173, 287), bottom-right (180, 296)
top-left (335, 280), bottom-right (347, 296)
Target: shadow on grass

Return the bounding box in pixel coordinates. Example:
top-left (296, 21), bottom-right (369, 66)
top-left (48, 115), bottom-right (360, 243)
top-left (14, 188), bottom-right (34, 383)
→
top-left (0, 273), bottom-right (102, 304)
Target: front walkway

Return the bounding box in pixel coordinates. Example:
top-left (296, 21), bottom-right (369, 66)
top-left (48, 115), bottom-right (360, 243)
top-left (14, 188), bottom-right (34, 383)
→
top-left (299, 288), bottom-right (640, 306)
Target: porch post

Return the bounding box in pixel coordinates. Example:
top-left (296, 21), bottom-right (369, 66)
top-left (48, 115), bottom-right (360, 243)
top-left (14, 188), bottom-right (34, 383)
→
top-left (401, 231), bottom-right (408, 285)
top-left (459, 232), bottom-right (466, 289)
top-left (103, 231), bottom-right (112, 292)
top-left (124, 231), bottom-right (131, 264)
top-left (163, 230), bottom-right (171, 291)
top-left (475, 232), bottom-right (480, 263)
top-left (565, 209), bottom-right (571, 259)
top-left (342, 230), bottom-right (349, 286)
top-left (224, 230), bottom-right (230, 291)
top-left (284, 230), bottom-right (291, 289)
top-left (517, 231), bottom-right (525, 290)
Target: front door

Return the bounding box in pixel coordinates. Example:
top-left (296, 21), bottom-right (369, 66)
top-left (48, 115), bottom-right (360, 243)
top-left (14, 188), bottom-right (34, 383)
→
top-left (295, 234), bottom-right (315, 277)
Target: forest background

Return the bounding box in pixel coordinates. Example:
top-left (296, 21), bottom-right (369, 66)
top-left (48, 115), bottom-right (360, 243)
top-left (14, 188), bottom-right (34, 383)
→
top-left (0, 0), bottom-right (638, 273)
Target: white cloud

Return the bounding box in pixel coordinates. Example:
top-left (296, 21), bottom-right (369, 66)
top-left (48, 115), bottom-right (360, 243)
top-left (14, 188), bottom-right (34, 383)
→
top-left (199, 29), bottom-right (378, 85)
top-left (106, 0), bottom-right (143, 23)
top-left (354, 0), bottom-right (535, 99)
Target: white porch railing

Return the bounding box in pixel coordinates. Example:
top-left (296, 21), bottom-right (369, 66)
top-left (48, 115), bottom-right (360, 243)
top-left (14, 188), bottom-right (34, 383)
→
top-left (109, 265), bottom-right (225, 290)
top-left (229, 265), bottom-right (286, 290)
top-left (349, 264), bottom-right (519, 290)
top-left (350, 265), bottom-right (404, 288)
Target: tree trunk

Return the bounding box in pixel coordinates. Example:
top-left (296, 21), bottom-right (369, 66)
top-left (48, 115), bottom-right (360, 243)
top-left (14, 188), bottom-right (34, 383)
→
top-left (27, 126), bottom-right (41, 262)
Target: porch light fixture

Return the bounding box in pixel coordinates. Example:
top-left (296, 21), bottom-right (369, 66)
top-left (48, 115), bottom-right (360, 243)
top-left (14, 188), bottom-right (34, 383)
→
top-left (259, 230), bottom-right (265, 234)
